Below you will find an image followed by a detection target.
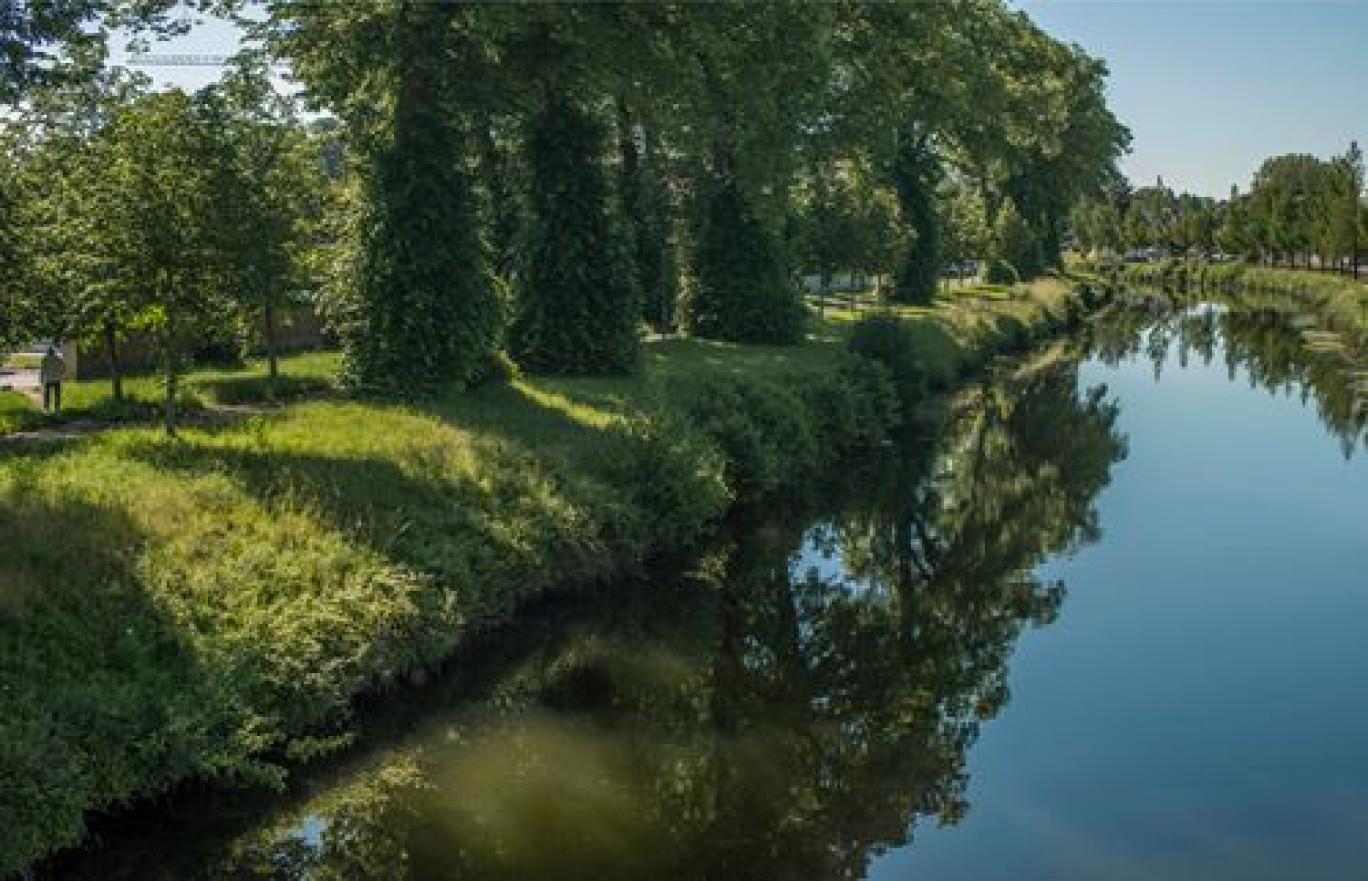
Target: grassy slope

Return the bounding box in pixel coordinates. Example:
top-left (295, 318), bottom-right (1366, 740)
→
top-left (1210, 265), bottom-right (1368, 341)
top-left (0, 278), bottom-right (1092, 873)
top-left (0, 352), bottom-right (342, 436)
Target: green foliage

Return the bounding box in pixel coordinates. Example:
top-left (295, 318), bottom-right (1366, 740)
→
top-left (335, 5), bottom-right (499, 396)
top-left (891, 134), bottom-right (942, 305)
top-left (686, 179), bottom-right (806, 344)
top-left (511, 90), bottom-right (639, 375)
top-left (0, 267), bottom-right (1104, 874)
top-left (997, 200), bottom-right (1045, 280)
top-left (615, 100), bottom-right (679, 334)
top-left (593, 410), bottom-right (730, 550)
top-left (88, 90), bottom-right (246, 433)
top-left (204, 63), bottom-right (330, 386)
top-left (682, 374), bottom-right (819, 501)
top-left (800, 352), bottom-right (902, 455)
top-left (846, 312), bottom-right (930, 407)
top-left (985, 259), bottom-right (1020, 285)
top-left (0, 334), bottom-right (904, 873)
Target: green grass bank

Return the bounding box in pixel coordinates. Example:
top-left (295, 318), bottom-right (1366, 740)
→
top-left (0, 277), bottom-right (1100, 874)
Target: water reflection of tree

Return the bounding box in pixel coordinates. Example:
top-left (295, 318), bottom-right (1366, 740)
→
top-left (1092, 305), bottom-right (1367, 457)
top-left (56, 361), bottom-right (1126, 881)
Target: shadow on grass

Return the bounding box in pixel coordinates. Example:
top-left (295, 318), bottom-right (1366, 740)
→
top-left (0, 489), bottom-right (204, 874)
top-left (117, 391), bottom-right (671, 616)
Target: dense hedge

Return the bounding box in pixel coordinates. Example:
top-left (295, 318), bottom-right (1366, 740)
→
top-left (510, 90), bottom-right (640, 375)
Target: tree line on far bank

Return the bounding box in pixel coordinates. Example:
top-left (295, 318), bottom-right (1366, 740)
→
top-left (1072, 142), bottom-right (1366, 275)
top-left (0, 1), bottom-right (1128, 433)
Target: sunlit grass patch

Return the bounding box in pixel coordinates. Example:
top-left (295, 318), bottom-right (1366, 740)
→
top-left (1, 353), bottom-right (42, 369)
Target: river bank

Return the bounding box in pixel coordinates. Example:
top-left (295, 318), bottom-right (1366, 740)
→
top-left (1118, 260), bottom-right (1368, 343)
top-left (38, 332), bottom-right (1129, 880)
top-left (0, 276), bottom-right (1103, 874)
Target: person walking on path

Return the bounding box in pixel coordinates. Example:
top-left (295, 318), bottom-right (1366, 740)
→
top-left (40, 346), bottom-right (66, 414)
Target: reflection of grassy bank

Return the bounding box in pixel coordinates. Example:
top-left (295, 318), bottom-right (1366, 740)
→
top-left (1121, 261), bottom-right (1368, 343)
top-left (1114, 261), bottom-right (1368, 450)
top-left (3, 277), bottom-right (1101, 874)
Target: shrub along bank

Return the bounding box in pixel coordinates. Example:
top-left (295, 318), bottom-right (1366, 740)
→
top-left (0, 277), bottom-right (1101, 874)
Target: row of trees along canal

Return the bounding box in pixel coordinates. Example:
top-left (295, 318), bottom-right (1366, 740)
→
top-left (0, 1), bottom-right (1128, 434)
top-left (1072, 142), bottom-right (1368, 275)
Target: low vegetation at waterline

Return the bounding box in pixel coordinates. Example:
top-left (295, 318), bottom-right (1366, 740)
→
top-left (0, 279), bottom-right (1098, 873)
top-left (1113, 260), bottom-right (1368, 343)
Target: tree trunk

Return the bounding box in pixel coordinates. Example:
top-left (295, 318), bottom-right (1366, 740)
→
top-left (164, 301), bottom-right (178, 438)
top-left (263, 295), bottom-right (280, 392)
top-left (103, 323), bottom-right (124, 403)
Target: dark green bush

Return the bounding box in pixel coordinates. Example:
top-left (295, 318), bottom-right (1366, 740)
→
top-left (596, 411), bottom-right (731, 552)
top-left (510, 90), bottom-right (640, 375)
top-left (847, 312), bottom-right (929, 408)
top-left (683, 375), bottom-right (819, 502)
top-left (686, 180), bottom-right (807, 345)
top-left (801, 353), bottom-right (900, 459)
top-left (985, 259), bottom-right (1020, 285)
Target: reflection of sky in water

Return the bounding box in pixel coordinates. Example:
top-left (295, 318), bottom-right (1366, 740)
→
top-left (870, 316), bottom-right (1368, 880)
top-left (790, 523), bottom-right (874, 595)
top-left (299, 816), bottom-right (326, 849)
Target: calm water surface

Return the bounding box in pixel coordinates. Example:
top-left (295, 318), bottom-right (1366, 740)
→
top-left (48, 306), bottom-right (1368, 879)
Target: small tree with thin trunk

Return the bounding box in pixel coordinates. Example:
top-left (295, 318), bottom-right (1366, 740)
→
top-left (92, 90), bottom-right (231, 436)
top-left (205, 65), bottom-right (324, 397)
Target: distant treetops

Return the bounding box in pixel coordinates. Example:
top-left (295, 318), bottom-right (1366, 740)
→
top-left (1072, 143), bottom-right (1366, 272)
top-left (2, 1), bottom-right (1128, 402)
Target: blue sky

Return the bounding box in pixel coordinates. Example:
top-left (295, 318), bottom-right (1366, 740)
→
top-left (1014, 0), bottom-right (1368, 196)
top-left (118, 2), bottom-right (1368, 199)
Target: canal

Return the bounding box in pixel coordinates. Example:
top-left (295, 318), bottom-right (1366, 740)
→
top-left (45, 304), bottom-right (1368, 879)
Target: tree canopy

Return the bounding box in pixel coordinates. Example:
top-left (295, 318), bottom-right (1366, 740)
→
top-left (1, 0), bottom-right (1129, 421)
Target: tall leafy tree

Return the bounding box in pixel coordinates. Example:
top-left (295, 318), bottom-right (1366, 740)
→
top-left (86, 89), bottom-right (236, 434)
top-left (892, 131), bottom-right (943, 304)
top-left (510, 83), bottom-right (639, 374)
top-left (615, 96), bottom-right (677, 334)
top-left (271, 1), bottom-right (499, 395)
top-left (689, 175), bottom-right (804, 343)
top-left (0, 133), bottom-right (26, 345)
top-left (675, 1), bottom-right (826, 344)
top-left (204, 62), bottom-right (326, 391)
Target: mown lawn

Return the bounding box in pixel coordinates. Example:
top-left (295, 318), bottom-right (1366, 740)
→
top-left (0, 276), bottom-right (1091, 873)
